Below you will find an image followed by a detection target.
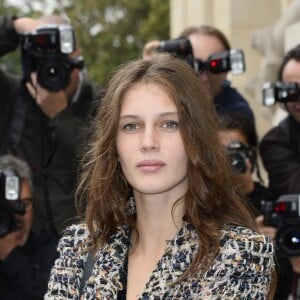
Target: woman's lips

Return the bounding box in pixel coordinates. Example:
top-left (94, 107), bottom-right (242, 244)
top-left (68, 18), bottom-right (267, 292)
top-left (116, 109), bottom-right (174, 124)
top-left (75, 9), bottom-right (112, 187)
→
top-left (137, 160), bottom-right (165, 172)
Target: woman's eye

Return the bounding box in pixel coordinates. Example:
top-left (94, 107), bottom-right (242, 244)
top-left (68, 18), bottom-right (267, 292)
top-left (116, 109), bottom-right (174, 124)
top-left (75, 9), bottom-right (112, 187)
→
top-left (123, 123), bottom-right (139, 131)
top-left (163, 121), bottom-right (178, 129)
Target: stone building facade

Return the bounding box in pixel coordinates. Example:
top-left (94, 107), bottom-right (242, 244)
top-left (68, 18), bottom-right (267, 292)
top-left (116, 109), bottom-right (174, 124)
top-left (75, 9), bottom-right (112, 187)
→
top-left (170, 0), bottom-right (299, 136)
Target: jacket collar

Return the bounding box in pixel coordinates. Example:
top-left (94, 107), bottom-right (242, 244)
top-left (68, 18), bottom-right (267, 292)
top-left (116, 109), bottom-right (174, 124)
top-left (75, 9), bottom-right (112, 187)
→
top-left (85, 222), bottom-right (199, 299)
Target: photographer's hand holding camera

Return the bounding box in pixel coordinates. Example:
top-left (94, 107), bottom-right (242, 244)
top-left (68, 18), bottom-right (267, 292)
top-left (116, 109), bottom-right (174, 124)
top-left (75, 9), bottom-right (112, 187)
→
top-left (218, 111), bottom-right (272, 213)
top-left (142, 25), bottom-right (255, 123)
top-left (217, 112), bottom-right (278, 244)
top-left (260, 44), bottom-right (300, 200)
top-left (25, 72), bottom-right (68, 118)
top-left (259, 46), bottom-right (300, 298)
top-left (255, 205), bottom-right (300, 300)
top-left (0, 15), bottom-right (101, 238)
top-left (0, 164), bottom-right (33, 261)
top-left (218, 111), bottom-right (299, 299)
top-left (0, 229), bottom-right (19, 260)
top-left (143, 40), bottom-right (160, 60)
top-left (13, 16), bottom-right (83, 118)
top-left (0, 155), bottom-right (57, 300)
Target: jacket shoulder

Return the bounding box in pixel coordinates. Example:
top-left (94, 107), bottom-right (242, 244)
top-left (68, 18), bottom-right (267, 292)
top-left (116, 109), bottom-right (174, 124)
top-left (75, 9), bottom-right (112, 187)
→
top-left (260, 119), bottom-right (289, 145)
top-left (206, 226), bottom-right (275, 298)
top-left (219, 225), bottom-right (274, 271)
top-left (57, 223), bottom-right (91, 254)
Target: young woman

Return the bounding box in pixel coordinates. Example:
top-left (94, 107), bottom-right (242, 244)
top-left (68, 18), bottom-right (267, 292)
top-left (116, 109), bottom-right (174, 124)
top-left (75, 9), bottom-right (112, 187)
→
top-left (45, 54), bottom-right (275, 299)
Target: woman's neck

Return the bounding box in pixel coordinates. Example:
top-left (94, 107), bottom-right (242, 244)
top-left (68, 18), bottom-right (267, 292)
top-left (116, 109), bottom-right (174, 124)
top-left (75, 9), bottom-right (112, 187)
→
top-left (132, 193), bottom-right (185, 254)
top-left (126, 193), bottom-right (185, 300)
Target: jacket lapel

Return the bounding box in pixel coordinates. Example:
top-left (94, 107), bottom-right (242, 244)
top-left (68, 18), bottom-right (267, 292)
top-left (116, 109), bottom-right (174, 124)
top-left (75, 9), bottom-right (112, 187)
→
top-left (140, 223), bottom-right (199, 298)
top-left (85, 226), bottom-right (130, 299)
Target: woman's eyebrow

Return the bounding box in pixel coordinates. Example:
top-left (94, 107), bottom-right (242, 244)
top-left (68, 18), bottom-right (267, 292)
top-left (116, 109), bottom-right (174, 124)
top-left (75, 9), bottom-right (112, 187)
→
top-left (119, 112), bottom-right (178, 119)
top-left (159, 112), bottom-right (178, 117)
top-left (119, 114), bottom-right (139, 119)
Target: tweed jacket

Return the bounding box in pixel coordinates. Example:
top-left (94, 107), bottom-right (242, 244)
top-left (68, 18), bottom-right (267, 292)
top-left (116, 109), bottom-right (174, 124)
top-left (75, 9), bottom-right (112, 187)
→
top-left (45, 222), bottom-right (275, 299)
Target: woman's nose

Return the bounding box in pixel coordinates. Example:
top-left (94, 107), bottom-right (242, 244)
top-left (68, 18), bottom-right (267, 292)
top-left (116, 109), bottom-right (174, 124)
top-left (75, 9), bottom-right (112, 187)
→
top-left (140, 127), bottom-right (159, 152)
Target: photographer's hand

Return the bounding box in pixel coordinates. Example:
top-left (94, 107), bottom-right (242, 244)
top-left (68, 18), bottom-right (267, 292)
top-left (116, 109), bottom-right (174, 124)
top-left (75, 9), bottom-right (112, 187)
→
top-left (26, 73), bottom-right (68, 118)
top-left (290, 256), bottom-right (300, 274)
top-left (255, 215), bottom-right (277, 244)
top-left (0, 231), bottom-right (18, 260)
top-left (13, 17), bottom-right (45, 33)
top-left (143, 40), bottom-right (160, 60)
top-left (237, 159), bottom-right (254, 195)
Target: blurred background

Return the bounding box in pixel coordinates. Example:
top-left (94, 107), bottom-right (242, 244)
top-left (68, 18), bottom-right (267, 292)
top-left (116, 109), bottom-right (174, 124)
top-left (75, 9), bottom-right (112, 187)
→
top-left (1, 0), bottom-right (300, 138)
top-left (0, 0), bottom-right (170, 85)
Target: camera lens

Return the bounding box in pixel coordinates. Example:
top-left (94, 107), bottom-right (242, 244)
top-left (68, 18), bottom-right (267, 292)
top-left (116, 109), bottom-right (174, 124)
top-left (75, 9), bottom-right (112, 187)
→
top-left (277, 225), bottom-right (300, 256)
top-left (47, 65), bottom-right (60, 79)
top-left (37, 58), bottom-right (71, 92)
top-left (283, 231), bottom-right (300, 250)
top-left (228, 152), bottom-right (246, 174)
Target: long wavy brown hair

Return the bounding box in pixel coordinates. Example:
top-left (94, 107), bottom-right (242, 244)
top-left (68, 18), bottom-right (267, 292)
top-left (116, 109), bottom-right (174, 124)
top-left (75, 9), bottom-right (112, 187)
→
top-left (76, 53), bottom-right (257, 275)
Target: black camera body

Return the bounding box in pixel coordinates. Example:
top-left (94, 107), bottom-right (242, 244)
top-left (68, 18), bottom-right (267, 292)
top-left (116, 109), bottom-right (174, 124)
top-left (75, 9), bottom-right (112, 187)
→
top-left (157, 37), bottom-right (245, 75)
top-left (0, 169), bottom-right (25, 237)
top-left (262, 81), bottom-right (299, 107)
top-left (226, 141), bottom-right (256, 174)
top-left (262, 194), bottom-right (300, 257)
top-left (20, 24), bottom-right (84, 92)
top-left (157, 38), bottom-right (194, 69)
top-left (194, 48), bottom-right (245, 75)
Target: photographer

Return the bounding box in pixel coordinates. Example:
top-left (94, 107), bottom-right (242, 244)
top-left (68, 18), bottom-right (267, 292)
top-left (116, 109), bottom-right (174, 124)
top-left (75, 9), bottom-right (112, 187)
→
top-left (259, 46), bottom-right (300, 299)
top-left (0, 154), bottom-right (57, 300)
top-left (218, 111), bottom-right (300, 299)
top-left (218, 111), bottom-right (272, 215)
top-left (256, 196), bottom-right (300, 300)
top-left (260, 44), bottom-right (300, 200)
top-left (0, 15), bottom-right (101, 237)
top-left (143, 25), bottom-right (255, 123)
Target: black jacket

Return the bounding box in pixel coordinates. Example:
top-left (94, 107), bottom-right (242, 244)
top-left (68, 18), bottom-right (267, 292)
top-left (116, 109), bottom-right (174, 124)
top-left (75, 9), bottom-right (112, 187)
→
top-left (246, 181), bottom-right (296, 300)
top-left (247, 181), bottom-right (273, 216)
top-left (260, 116), bottom-right (300, 299)
top-left (260, 116), bottom-right (300, 200)
top-left (0, 16), bottom-right (102, 237)
top-left (214, 80), bottom-right (255, 123)
top-left (0, 230), bottom-right (58, 300)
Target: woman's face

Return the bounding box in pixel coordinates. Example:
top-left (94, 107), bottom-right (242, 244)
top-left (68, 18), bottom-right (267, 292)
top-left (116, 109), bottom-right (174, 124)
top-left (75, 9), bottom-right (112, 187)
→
top-left (116, 82), bottom-right (188, 197)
